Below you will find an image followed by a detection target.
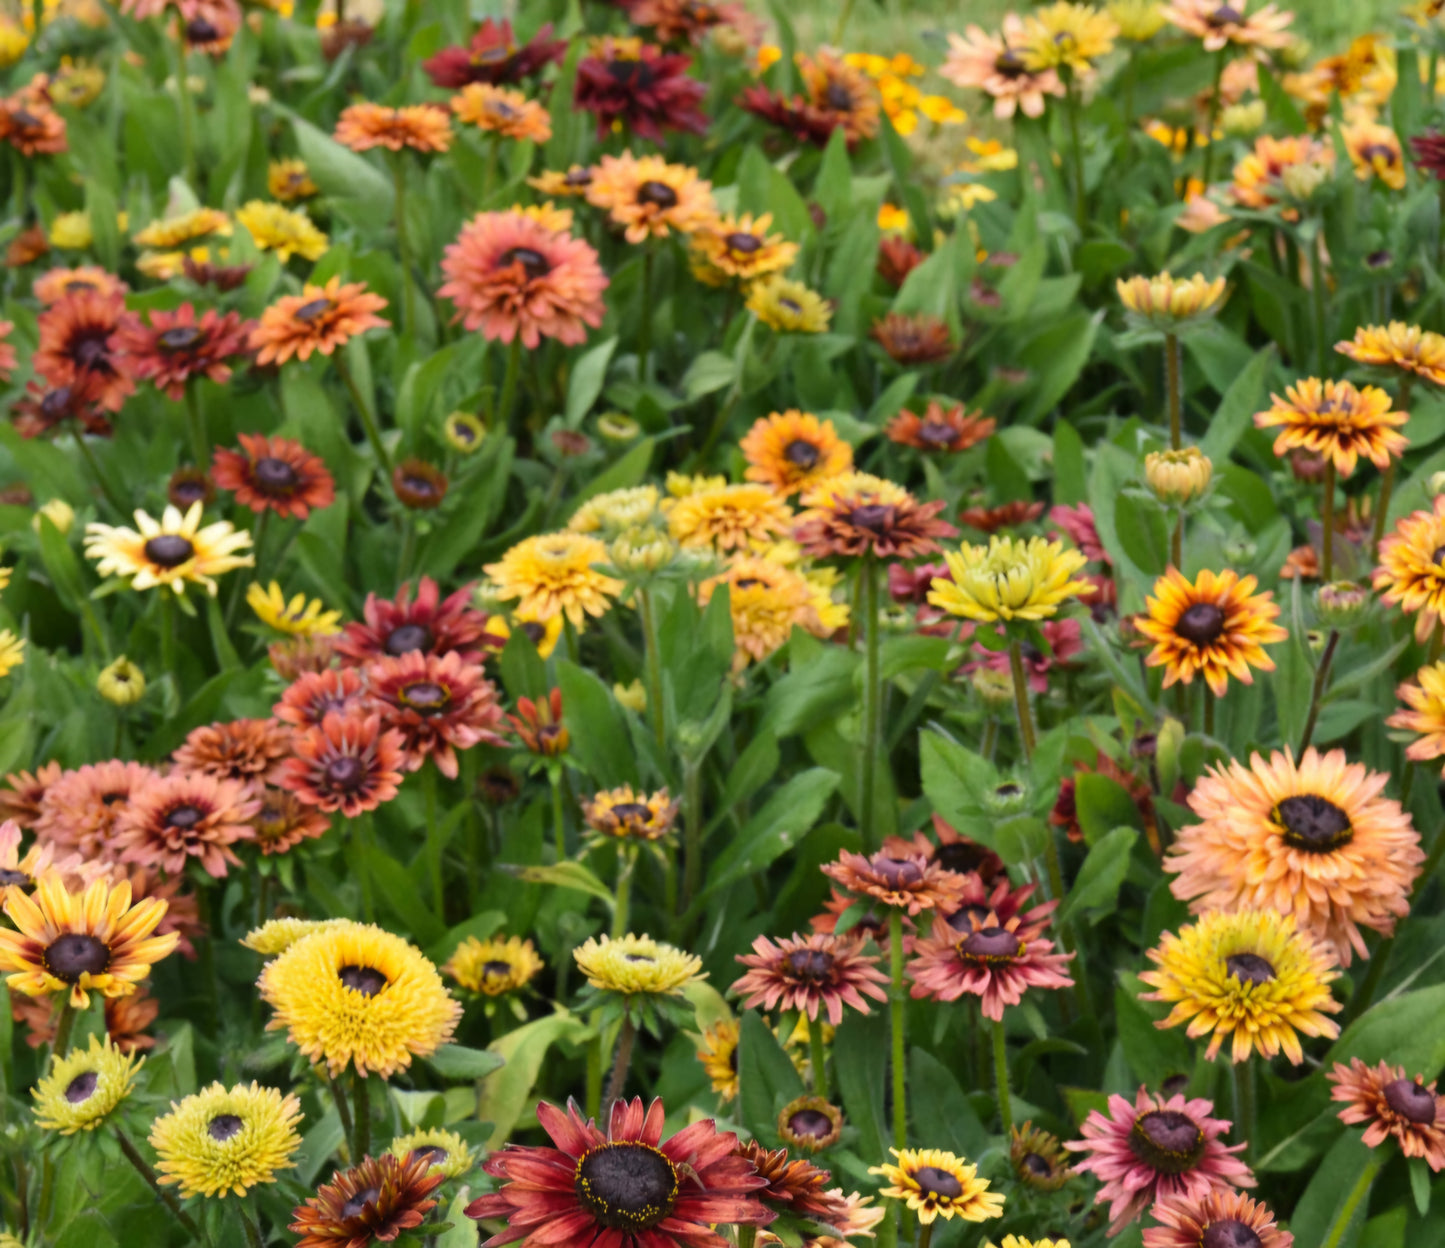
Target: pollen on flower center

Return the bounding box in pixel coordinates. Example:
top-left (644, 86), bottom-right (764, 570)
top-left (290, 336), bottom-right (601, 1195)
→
top-left (1128, 1110), bottom-right (1205, 1173)
top-left (574, 1142), bottom-right (679, 1231)
top-left (144, 535), bottom-right (196, 568)
top-left (1225, 953), bottom-right (1275, 985)
top-left (65, 1071), bottom-right (98, 1103)
top-left (1383, 1077), bottom-right (1438, 1123)
top-left (1176, 602), bottom-right (1226, 645)
top-left (1273, 794), bottom-right (1354, 852)
top-left (1201, 1221), bottom-right (1262, 1248)
top-left (46, 933), bottom-right (111, 981)
top-left (208, 1113), bottom-right (244, 1142)
top-left (338, 964), bottom-right (388, 997)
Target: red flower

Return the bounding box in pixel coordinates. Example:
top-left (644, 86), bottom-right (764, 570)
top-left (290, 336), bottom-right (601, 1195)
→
top-left (274, 668), bottom-right (366, 729)
top-left (278, 712), bottom-right (406, 818)
top-left (574, 40), bottom-right (708, 143)
top-left (466, 1097), bottom-right (772, 1248)
top-left (421, 19), bottom-right (566, 88)
top-left (907, 911), bottom-right (1074, 1021)
top-left (958, 499), bottom-right (1045, 534)
top-left (292, 1152), bottom-right (444, 1248)
top-left (114, 302), bottom-right (253, 400)
top-left (212, 433), bottom-right (336, 521)
top-left (967, 618), bottom-right (1083, 693)
top-left (507, 689), bottom-right (568, 757)
top-left (364, 651), bottom-right (507, 779)
top-left (877, 236), bottom-right (923, 287)
top-left (335, 577), bottom-right (499, 667)
top-left (1049, 502), bottom-right (1108, 563)
top-left (33, 290), bottom-right (139, 413)
top-left (11, 376), bottom-right (110, 440)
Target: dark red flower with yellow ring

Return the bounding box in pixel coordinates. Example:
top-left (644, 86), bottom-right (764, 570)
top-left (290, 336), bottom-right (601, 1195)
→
top-left (364, 651), bottom-right (506, 779)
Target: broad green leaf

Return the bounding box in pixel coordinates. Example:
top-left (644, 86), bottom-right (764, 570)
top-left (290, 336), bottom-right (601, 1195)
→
top-left (738, 1010), bottom-right (805, 1145)
top-left (556, 661), bottom-right (640, 788)
top-left (426, 1044), bottom-right (507, 1081)
top-left (1200, 345), bottom-right (1275, 464)
top-left (700, 768), bottom-right (839, 900)
top-left (501, 861), bottom-right (615, 909)
top-left (1328, 984), bottom-right (1445, 1080)
top-left (1058, 827), bottom-right (1138, 923)
top-left (566, 337), bottom-right (618, 425)
top-left (909, 1048), bottom-right (989, 1159)
top-left (833, 1010), bottom-right (889, 1162)
top-left (1073, 773), bottom-right (1144, 843)
top-left (477, 1010), bottom-right (594, 1147)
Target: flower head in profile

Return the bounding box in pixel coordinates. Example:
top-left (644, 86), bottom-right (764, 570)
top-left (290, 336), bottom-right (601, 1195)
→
top-left (574, 933), bottom-right (703, 1000)
top-left (391, 1127), bottom-right (474, 1180)
top-left (823, 848), bottom-right (969, 917)
top-left (1143, 1190), bottom-right (1293, 1248)
top-left (586, 152), bottom-right (717, 244)
top-left (1140, 908), bottom-right (1341, 1063)
top-left (84, 503), bottom-right (253, 596)
top-left (32, 1034), bottom-right (143, 1135)
top-left (241, 917), bottom-right (352, 957)
top-left (796, 473), bottom-right (956, 561)
top-left (248, 583), bottom-right (343, 637)
top-left (292, 1152), bottom-right (443, 1248)
top-left (250, 276), bottom-right (388, 366)
top-left (213, 433), bottom-right (335, 521)
top-left (574, 38), bottom-right (709, 143)
top-left (236, 200), bottom-right (328, 262)
top-left (1065, 1087), bottom-right (1253, 1231)
top-left (1117, 271), bottom-right (1227, 330)
top-left (451, 83), bottom-right (551, 142)
top-left (1161, 0), bottom-right (1293, 50)
top-left (1010, 1122), bottom-right (1072, 1192)
top-left (150, 1081), bottom-right (303, 1197)
top-left (870, 1149), bottom-right (1004, 1225)
top-left (1255, 378), bottom-right (1407, 477)
top-left (465, 1097), bottom-right (770, 1248)
top-left (485, 532), bottom-right (623, 626)
top-left (1329, 1057), bottom-right (1445, 1170)
top-left (907, 912), bottom-right (1074, 1021)
top-left (1167, 747), bottom-right (1422, 964)
top-left (696, 1020), bottom-right (741, 1102)
top-left (171, 721), bottom-right (291, 792)
top-left (887, 401), bottom-right (995, 454)
top-left (421, 18), bottom-right (566, 88)
top-left (445, 934), bottom-right (543, 997)
top-left (1336, 322), bottom-right (1445, 386)
top-left (508, 689), bottom-right (569, 757)
top-left (1388, 661), bottom-right (1445, 773)
top-left (930, 536), bottom-right (1091, 625)
top-left (733, 931), bottom-right (889, 1023)
top-left (334, 102), bottom-right (452, 152)
top-left (0, 632), bottom-right (23, 680)
top-left (747, 276), bottom-right (832, 333)
top-left (1020, 2), bottom-right (1119, 71)
top-left (0, 83), bottom-right (66, 156)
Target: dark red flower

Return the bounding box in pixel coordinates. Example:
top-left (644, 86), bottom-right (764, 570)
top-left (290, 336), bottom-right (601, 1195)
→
top-left (114, 303), bottom-right (254, 401)
top-left (958, 499), bottom-right (1046, 534)
top-left (1412, 129), bottom-right (1445, 180)
top-left (877, 236), bottom-right (924, 287)
top-left (292, 1152), bottom-right (443, 1248)
top-left (422, 19), bottom-right (566, 88)
top-left (871, 312), bottom-right (955, 366)
top-left (11, 376), bottom-right (110, 439)
top-left (33, 290), bottom-right (138, 413)
top-left (391, 459), bottom-right (449, 511)
top-left (364, 651), bottom-right (507, 779)
top-left (738, 86), bottom-right (838, 148)
top-left (182, 254), bottom-right (253, 291)
top-left (574, 39), bottom-right (708, 143)
top-left (212, 433), bottom-right (336, 521)
top-left (335, 577), bottom-right (500, 667)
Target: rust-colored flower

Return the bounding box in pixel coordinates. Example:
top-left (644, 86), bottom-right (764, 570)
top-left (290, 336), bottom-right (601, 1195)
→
top-left (364, 651), bottom-right (506, 779)
top-left (586, 152), bottom-right (717, 243)
top-left (291, 1152), bottom-right (443, 1248)
top-left (822, 848), bottom-right (970, 917)
top-left (630, 0), bottom-right (758, 44)
top-left (33, 266), bottom-right (128, 306)
top-left (795, 472), bottom-right (957, 560)
top-left (391, 459), bottom-right (449, 511)
top-left (337, 577), bottom-right (498, 667)
top-left (422, 18), bottom-right (566, 88)
top-left (798, 51), bottom-right (881, 145)
top-left (11, 376), bottom-right (110, 440)
top-left (439, 210), bottom-right (608, 349)
top-left (278, 712), bottom-right (407, 818)
top-left (251, 787), bottom-right (332, 855)
top-left (33, 290), bottom-right (139, 413)
top-left (172, 718), bottom-right (293, 790)
top-left (33, 760), bottom-right (160, 861)
top-left (1143, 1190), bottom-right (1292, 1248)
top-left (574, 38), bottom-right (708, 143)
top-left (334, 102), bottom-right (451, 153)
top-left (250, 276), bottom-right (388, 367)
top-left (14, 981), bottom-right (160, 1053)
top-left (507, 688), bottom-right (568, 757)
top-left (451, 84), bottom-right (551, 143)
top-left (0, 81), bottom-right (66, 156)
top-left (1329, 1057), bottom-right (1445, 1171)
top-left (182, 254), bottom-right (253, 291)
top-left (877, 236), bottom-right (925, 287)
top-left (732, 931), bottom-right (890, 1023)
top-left (871, 313), bottom-right (954, 365)
top-left (908, 912), bottom-right (1074, 1020)
top-left (958, 500), bottom-right (1046, 534)
top-left (212, 433), bottom-right (336, 521)
top-left (274, 669), bottom-right (365, 730)
top-left (886, 401), bottom-right (995, 453)
top-left (0, 762), bottom-right (62, 829)
top-left (113, 771), bottom-right (259, 879)
top-left (112, 303), bottom-right (252, 400)
top-left (735, 1140), bottom-right (846, 1222)
top-left (740, 410), bottom-right (853, 496)
top-left (7, 225), bottom-right (50, 267)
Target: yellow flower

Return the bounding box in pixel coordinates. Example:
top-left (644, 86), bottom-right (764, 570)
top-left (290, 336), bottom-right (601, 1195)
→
top-left (32, 498), bottom-right (74, 536)
top-left (1117, 271), bottom-right (1228, 327)
top-left (1342, 120), bottom-right (1407, 190)
top-left (988, 1238), bottom-right (1072, 1248)
top-left (484, 532), bottom-right (624, 627)
top-left (1021, 2), bottom-right (1120, 71)
top-left (444, 934), bottom-right (544, 997)
top-left (668, 483), bottom-right (793, 554)
top-left (581, 786), bottom-right (679, 842)
top-left (0, 21), bottom-right (29, 67)
top-left (50, 59), bottom-right (105, 108)
top-left (919, 94), bottom-right (967, 125)
top-left (240, 917), bottom-right (352, 957)
top-left (1140, 908), bottom-right (1342, 1063)
top-left (235, 200), bottom-right (329, 263)
top-left (614, 678), bottom-right (647, 713)
top-left (49, 211), bottom-right (94, 250)
top-left (149, 1081), bottom-right (303, 1198)
top-left (0, 632), bottom-right (24, 679)
top-left (247, 581), bottom-right (342, 637)
top-left (390, 1127), bottom-right (473, 1180)
top-left (84, 503), bottom-right (254, 596)
top-left (268, 158), bottom-right (318, 202)
top-left (132, 207), bottom-right (231, 250)
top-left (695, 1019), bottom-right (740, 1101)
top-left (1145, 446), bottom-right (1214, 505)
top-left (870, 1148), bottom-right (1005, 1224)
top-left (1107, 0), bottom-right (1166, 40)
top-left (964, 137), bottom-right (1020, 172)
top-left (32, 1034), bottom-right (142, 1134)
top-left (929, 537), bottom-right (1093, 625)
top-left (747, 276), bottom-right (832, 334)
top-left (568, 486), bottom-right (662, 536)
top-left (573, 932), bottom-right (704, 998)
top-left (665, 471), bottom-right (728, 499)
top-left (97, 655), bottom-right (145, 706)
top-left (877, 203), bottom-right (910, 234)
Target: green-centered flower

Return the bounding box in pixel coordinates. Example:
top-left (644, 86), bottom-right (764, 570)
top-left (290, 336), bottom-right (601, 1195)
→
top-left (929, 536), bottom-right (1092, 624)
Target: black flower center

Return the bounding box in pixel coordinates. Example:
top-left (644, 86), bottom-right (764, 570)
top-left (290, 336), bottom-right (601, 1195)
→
top-left (254, 456), bottom-right (300, 491)
top-left (160, 326), bottom-right (206, 352)
top-left (483, 960), bottom-right (514, 978)
top-left (945, 903), bottom-right (992, 934)
top-left (995, 48), bottom-right (1025, 76)
top-left (65, 1071), bottom-right (98, 1103)
top-left (725, 232), bottom-right (763, 256)
top-left (1384, 1077), bottom-right (1438, 1124)
top-left (788, 1108), bottom-right (835, 1138)
top-left (912, 1165), bottom-right (964, 1199)
top-left (400, 681), bottom-right (449, 712)
top-left (916, 421), bottom-right (958, 447)
top-left (40, 387), bottom-right (72, 418)
top-left (45, 933), bottom-right (110, 981)
top-left (165, 804), bottom-right (205, 831)
top-left (384, 623), bottom-right (433, 656)
top-left (325, 756), bottom-right (366, 791)
top-left (934, 842), bottom-right (988, 874)
top-left (143, 535), bottom-right (195, 568)
top-left (872, 857), bottom-right (923, 888)
top-left (575, 1142), bottom-right (679, 1231)
top-left (1274, 795), bottom-right (1354, 852)
top-left (784, 438), bottom-right (821, 469)
top-left (637, 180), bottom-right (679, 210)
top-left (0, 867), bottom-right (29, 886)
top-left (499, 246), bottom-right (551, 281)
top-left (611, 802), bottom-right (653, 824)
top-left (186, 17), bottom-right (220, 41)
top-left (785, 949), bottom-right (836, 982)
top-left (338, 964), bottom-right (388, 996)
top-left (294, 298), bottom-right (333, 323)
top-left (1209, 4), bottom-right (1244, 23)
top-left (1175, 602), bottom-right (1226, 645)
top-left (341, 1187), bottom-right (380, 1219)
top-left (958, 926), bottom-right (1022, 961)
top-left (411, 1146), bottom-right (448, 1166)
top-left (848, 503), bottom-right (894, 534)
top-left (1128, 1110), bottom-right (1206, 1174)
top-left (208, 1113), bottom-right (244, 1142)
top-left (73, 335), bottom-right (109, 369)
top-left (1022, 1151), bottom-right (1053, 1177)
top-left (1202, 1222), bottom-right (1262, 1248)
top-left (824, 83), bottom-right (854, 111)
top-left (1225, 953), bottom-right (1275, 986)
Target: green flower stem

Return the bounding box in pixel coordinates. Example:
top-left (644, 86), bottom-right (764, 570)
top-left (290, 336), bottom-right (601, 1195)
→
top-left (605, 1015), bottom-right (636, 1107)
top-left (115, 1127), bottom-right (210, 1247)
top-left (681, 756), bottom-right (703, 915)
top-left (334, 353), bottom-right (393, 477)
top-left (860, 554), bottom-right (882, 853)
top-left (737, 1226), bottom-right (758, 1248)
top-left (916, 1223), bottom-right (933, 1248)
top-left (173, 26), bottom-right (195, 185)
top-left (49, 999), bottom-right (76, 1062)
top-left (889, 908), bottom-right (907, 1153)
top-left (586, 1020), bottom-right (604, 1121)
top-left (1203, 685), bottom-right (1215, 739)
top-left (1065, 80), bottom-right (1086, 232)
top-left (1321, 460), bottom-right (1336, 582)
top-left (241, 1200), bottom-right (265, 1248)
top-left (183, 381), bottom-right (207, 469)
top-left (550, 767), bottom-right (567, 864)
top-left (991, 1016), bottom-right (1012, 1138)
top-left (72, 431), bottom-right (125, 516)
top-left (1232, 1057), bottom-right (1256, 1165)
top-left (638, 243), bottom-right (655, 384)
top-left (831, 0), bottom-right (856, 44)
top-left (980, 716), bottom-right (998, 762)
top-left (391, 156), bottom-right (415, 338)
top-left (356, 815), bottom-right (376, 923)
top-left (352, 1070), bottom-right (370, 1162)
top-left (1321, 1150), bottom-right (1383, 1248)
top-left (638, 588), bottom-right (667, 754)
top-left (1164, 332), bottom-right (1183, 451)
top-left (1372, 378), bottom-right (1412, 552)
top-left (321, 1067), bottom-right (354, 1161)
top-left (422, 762), bottom-right (444, 921)
top-left (496, 336), bottom-right (523, 437)
top-left (1007, 639), bottom-right (1037, 760)
top-left (807, 1009), bottom-right (828, 1101)
top-left (1171, 509), bottom-right (1183, 570)
top-left (224, 510), bottom-right (267, 633)
top-left (158, 591), bottom-right (176, 686)
top-left (1297, 628), bottom-right (1339, 755)
top-left (1200, 49), bottom-right (1226, 188)
top-left (1310, 228), bottom-right (1329, 379)
top-left (612, 845), bottom-right (637, 939)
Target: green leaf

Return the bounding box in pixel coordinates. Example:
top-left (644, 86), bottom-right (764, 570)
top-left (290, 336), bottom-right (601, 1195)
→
top-left (1058, 827), bottom-right (1138, 924)
top-left (1073, 773), bottom-right (1144, 843)
top-left (476, 1010), bottom-right (594, 1147)
top-left (909, 1049), bottom-right (989, 1159)
top-left (1411, 1154), bottom-right (1432, 1217)
top-left (1053, 420), bottom-right (1088, 506)
top-left (1287, 1131), bottom-right (1376, 1248)
top-left (570, 439), bottom-right (656, 510)
top-left (681, 351), bottom-right (736, 401)
top-left (700, 769), bottom-right (839, 900)
top-left (436, 1188), bottom-right (482, 1248)
top-left (556, 661), bottom-right (640, 788)
top-left (919, 731), bottom-right (995, 828)
top-left (500, 861), bottom-right (615, 909)
top-left (1200, 345), bottom-right (1275, 464)
top-left (1328, 985), bottom-right (1445, 1080)
top-left (1017, 311), bottom-right (1101, 424)
top-left (833, 1010), bottom-right (888, 1162)
top-left (1113, 493), bottom-right (1169, 577)
top-left (566, 337), bottom-right (618, 425)
top-left (426, 1044), bottom-right (506, 1082)
top-left (1115, 977), bottom-right (1194, 1088)
top-left (291, 116), bottom-right (392, 205)
top-left (738, 1010), bottom-right (805, 1145)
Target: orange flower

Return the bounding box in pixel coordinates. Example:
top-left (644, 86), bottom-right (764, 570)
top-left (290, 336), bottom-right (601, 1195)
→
top-left (278, 712), bottom-right (406, 818)
top-left (1335, 321), bottom-right (1445, 386)
top-left (1254, 377), bottom-right (1406, 477)
top-left (450, 84), bottom-right (551, 143)
top-left (32, 266), bottom-right (127, 306)
top-left (585, 152), bottom-right (717, 244)
top-left (0, 80), bottom-right (66, 157)
top-left (334, 102), bottom-right (452, 153)
top-left (250, 276), bottom-right (389, 366)
top-left (1329, 1058), bottom-right (1445, 1171)
top-left (113, 771), bottom-right (259, 879)
top-left (33, 290), bottom-right (139, 413)
top-left (740, 410), bottom-right (853, 495)
top-left (886, 401), bottom-right (995, 453)
top-left (212, 433), bottom-right (336, 521)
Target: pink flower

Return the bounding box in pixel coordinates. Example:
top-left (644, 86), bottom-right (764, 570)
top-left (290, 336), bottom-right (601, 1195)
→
top-left (906, 913), bottom-right (1073, 1021)
top-left (1050, 502), bottom-right (1109, 563)
top-left (967, 618), bottom-right (1083, 693)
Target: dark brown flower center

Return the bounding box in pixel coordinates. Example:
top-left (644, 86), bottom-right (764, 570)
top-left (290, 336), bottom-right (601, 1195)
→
top-left (1274, 795), bottom-right (1353, 852)
top-left (1202, 1222), bottom-right (1262, 1248)
top-left (73, 335), bottom-right (109, 369)
top-left (1022, 1151), bottom-right (1053, 1176)
top-left (779, 297), bottom-right (802, 314)
top-left (958, 926), bottom-right (1022, 960)
top-left (165, 804), bottom-right (205, 831)
top-left (611, 802), bottom-right (653, 824)
top-left (0, 867), bottom-right (29, 886)
top-left (934, 842), bottom-right (988, 874)
top-left (384, 624), bottom-right (433, 656)
top-left (785, 949), bottom-right (836, 982)
top-left (521, 622), bottom-right (546, 644)
top-left (170, 475), bottom-right (209, 506)
top-left (11, 108), bottom-right (39, 128)
top-left (1128, 1110), bottom-right (1206, 1174)
top-left (637, 180), bottom-right (679, 210)
top-left (338, 964), bottom-right (388, 996)
top-left (40, 387), bottom-right (73, 418)
top-left (788, 1108), bottom-right (835, 1138)
top-left (46, 933), bottom-right (110, 981)
top-left (411, 1146), bottom-right (448, 1166)
top-left (565, 168), bottom-right (593, 188)
top-left (341, 1187), bottom-right (381, 1219)
top-left (1175, 602), bottom-right (1226, 645)
top-left (916, 421), bottom-right (958, 447)
top-left (945, 903), bottom-right (992, 934)
top-left (325, 756), bottom-right (366, 791)
top-left (995, 48), bottom-right (1025, 76)
top-left (65, 1071), bottom-right (98, 1103)
top-left (1208, 4), bottom-right (1244, 23)
top-left (186, 17), bottom-right (220, 41)
top-left (254, 456), bottom-right (299, 491)
top-left (1384, 1077), bottom-right (1438, 1124)
top-left (575, 1142), bottom-right (679, 1231)
top-left (143, 535), bottom-right (195, 568)
top-left (912, 1165), bottom-right (964, 1199)
top-left (725, 232), bottom-right (763, 256)
top-left (208, 1113), bottom-right (244, 1142)
top-left (499, 246), bottom-right (550, 281)
top-left (159, 326), bottom-right (206, 352)
top-left (483, 960), bottom-right (513, 978)
top-left (848, 503), bottom-right (894, 534)
top-left (785, 439), bottom-right (820, 468)
top-left (1225, 953), bottom-right (1275, 985)
top-left (294, 298), bottom-right (333, 323)
top-left (824, 82), bottom-right (854, 112)
top-left (400, 681), bottom-right (449, 712)
top-left (872, 856), bottom-right (923, 888)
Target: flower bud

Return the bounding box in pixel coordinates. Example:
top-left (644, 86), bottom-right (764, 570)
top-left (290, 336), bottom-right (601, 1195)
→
top-left (1116, 271), bottom-right (1227, 329)
top-left (32, 499), bottom-right (74, 537)
top-left (609, 528), bottom-right (677, 575)
top-left (776, 1095), bottom-right (843, 1154)
top-left (1429, 470), bottom-right (1445, 498)
top-left (1145, 446), bottom-right (1213, 506)
top-left (597, 413), bottom-right (640, 446)
top-left (98, 656), bottom-right (146, 706)
top-left (1220, 100), bottom-right (1266, 136)
top-left (984, 777), bottom-right (1031, 816)
top-left (971, 666), bottom-right (1015, 708)
top-left (1281, 159), bottom-right (1330, 203)
top-left (443, 411), bottom-right (485, 455)
top-left (613, 679), bottom-right (647, 714)
top-left (1224, 536), bottom-right (1256, 564)
top-left (1316, 580), bottom-right (1370, 628)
